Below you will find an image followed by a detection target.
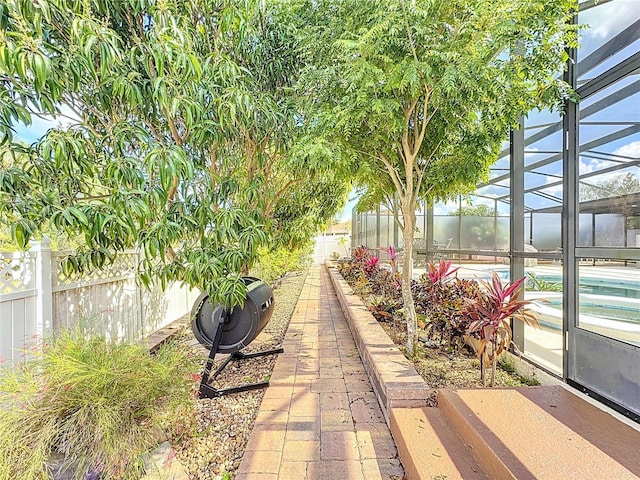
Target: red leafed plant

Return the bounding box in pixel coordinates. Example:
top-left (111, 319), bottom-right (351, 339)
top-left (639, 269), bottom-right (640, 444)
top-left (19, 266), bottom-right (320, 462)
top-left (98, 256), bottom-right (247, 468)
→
top-left (363, 255), bottom-right (380, 277)
top-left (464, 272), bottom-right (540, 386)
top-left (426, 259), bottom-right (460, 284)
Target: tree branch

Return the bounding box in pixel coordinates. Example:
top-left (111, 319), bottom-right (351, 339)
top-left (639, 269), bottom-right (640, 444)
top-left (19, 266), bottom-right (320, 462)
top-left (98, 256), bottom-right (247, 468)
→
top-left (402, 98), bottom-right (418, 160)
top-left (414, 87), bottom-right (432, 153)
top-left (400, 0), bottom-right (419, 63)
top-left (164, 110), bottom-right (184, 146)
top-left (379, 152), bottom-right (405, 198)
top-left (414, 136), bottom-right (444, 201)
top-left (264, 177), bottom-right (304, 218)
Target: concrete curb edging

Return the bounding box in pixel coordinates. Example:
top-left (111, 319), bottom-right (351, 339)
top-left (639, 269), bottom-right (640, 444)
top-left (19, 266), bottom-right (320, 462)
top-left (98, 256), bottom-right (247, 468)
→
top-left (326, 264), bottom-right (430, 423)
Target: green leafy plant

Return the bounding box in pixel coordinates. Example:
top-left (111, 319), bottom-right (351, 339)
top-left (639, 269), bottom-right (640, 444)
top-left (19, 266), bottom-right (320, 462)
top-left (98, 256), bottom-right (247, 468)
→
top-left (464, 272), bottom-right (541, 386)
top-left (0, 1), bottom-right (350, 311)
top-left (337, 246), bottom-right (372, 284)
top-left (526, 272), bottom-right (562, 292)
top-left (368, 296), bottom-right (403, 323)
top-left (497, 356), bottom-right (541, 386)
top-left (371, 268), bottom-right (403, 300)
top-left (0, 329), bottom-right (197, 480)
top-left (250, 245), bottom-right (312, 283)
top-left (299, 0), bottom-right (578, 357)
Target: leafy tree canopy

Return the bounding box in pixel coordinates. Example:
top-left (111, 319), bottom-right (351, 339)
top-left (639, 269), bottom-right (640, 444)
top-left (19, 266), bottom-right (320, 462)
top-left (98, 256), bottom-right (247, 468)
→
top-left (292, 0), bottom-right (578, 355)
top-left (451, 203), bottom-right (497, 217)
top-left (580, 172), bottom-right (640, 202)
top-left (0, 0), bottom-right (349, 305)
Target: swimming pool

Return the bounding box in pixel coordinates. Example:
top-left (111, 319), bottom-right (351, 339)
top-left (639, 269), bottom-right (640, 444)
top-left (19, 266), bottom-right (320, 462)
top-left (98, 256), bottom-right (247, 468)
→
top-left (459, 266), bottom-right (640, 300)
top-left (526, 292), bottom-right (640, 346)
top-left (454, 265), bottom-right (640, 345)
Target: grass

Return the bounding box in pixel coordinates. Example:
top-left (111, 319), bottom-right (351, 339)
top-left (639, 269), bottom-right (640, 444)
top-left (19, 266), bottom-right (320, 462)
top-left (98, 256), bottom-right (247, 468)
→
top-left (0, 328), bottom-right (198, 480)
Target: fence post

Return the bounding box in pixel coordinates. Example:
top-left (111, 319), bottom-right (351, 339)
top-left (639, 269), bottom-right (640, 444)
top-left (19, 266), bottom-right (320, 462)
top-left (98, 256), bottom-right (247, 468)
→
top-left (32, 237), bottom-right (53, 339)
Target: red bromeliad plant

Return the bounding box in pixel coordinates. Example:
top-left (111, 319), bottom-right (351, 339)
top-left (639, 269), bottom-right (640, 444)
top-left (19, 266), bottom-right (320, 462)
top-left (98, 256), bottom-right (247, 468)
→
top-left (464, 272), bottom-right (540, 386)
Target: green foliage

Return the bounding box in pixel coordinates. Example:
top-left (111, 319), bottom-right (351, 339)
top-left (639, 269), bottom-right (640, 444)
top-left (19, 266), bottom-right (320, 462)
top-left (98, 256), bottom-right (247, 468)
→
top-left (270, 174), bottom-right (350, 251)
top-left (580, 172), bottom-right (640, 201)
top-left (367, 296), bottom-right (402, 323)
top-left (0, 329), bottom-right (197, 480)
top-left (450, 203), bottom-right (497, 217)
top-left (292, 0), bottom-right (577, 356)
top-left (338, 246), bottom-right (403, 305)
top-left (337, 246), bottom-right (373, 285)
top-left (497, 356), bottom-right (541, 386)
top-left (0, 0), bottom-right (349, 307)
top-left (413, 262), bottom-right (484, 349)
top-left (527, 273), bottom-right (562, 292)
top-left (250, 245), bottom-right (312, 283)
top-left (339, 257), bottom-right (542, 386)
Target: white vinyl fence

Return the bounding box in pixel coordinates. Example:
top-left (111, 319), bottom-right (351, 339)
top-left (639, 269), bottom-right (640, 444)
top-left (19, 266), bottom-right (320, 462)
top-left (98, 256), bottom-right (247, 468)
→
top-left (312, 233), bottom-right (351, 264)
top-left (0, 239), bottom-right (200, 366)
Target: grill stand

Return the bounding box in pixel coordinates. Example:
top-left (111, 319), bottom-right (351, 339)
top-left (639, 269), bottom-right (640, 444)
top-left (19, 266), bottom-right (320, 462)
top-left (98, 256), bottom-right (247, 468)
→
top-left (198, 311), bottom-right (283, 398)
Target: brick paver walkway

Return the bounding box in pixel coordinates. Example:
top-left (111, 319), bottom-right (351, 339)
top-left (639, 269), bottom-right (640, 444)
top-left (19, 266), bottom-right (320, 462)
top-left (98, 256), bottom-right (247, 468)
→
top-left (236, 266), bottom-right (404, 479)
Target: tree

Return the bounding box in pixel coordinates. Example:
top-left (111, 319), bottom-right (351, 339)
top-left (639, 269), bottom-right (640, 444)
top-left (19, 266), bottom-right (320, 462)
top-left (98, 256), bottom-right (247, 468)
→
top-left (451, 204), bottom-right (497, 217)
top-left (296, 0), bottom-right (577, 356)
top-left (0, 0), bottom-right (347, 305)
top-left (580, 173), bottom-right (640, 201)
top-left (271, 174), bottom-right (350, 251)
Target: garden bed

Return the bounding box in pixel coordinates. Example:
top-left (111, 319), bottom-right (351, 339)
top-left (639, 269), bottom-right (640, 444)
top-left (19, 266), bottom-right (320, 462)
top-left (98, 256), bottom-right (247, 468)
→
top-left (332, 249), bottom-right (541, 407)
top-left (376, 316), bottom-right (539, 406)
top-left (171, 271), bottom-right (307, 480)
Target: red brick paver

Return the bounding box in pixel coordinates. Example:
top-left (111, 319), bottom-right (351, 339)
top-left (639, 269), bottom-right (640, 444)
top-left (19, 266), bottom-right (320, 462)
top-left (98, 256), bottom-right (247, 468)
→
top-left (237, 266), bottom-right (404, 479)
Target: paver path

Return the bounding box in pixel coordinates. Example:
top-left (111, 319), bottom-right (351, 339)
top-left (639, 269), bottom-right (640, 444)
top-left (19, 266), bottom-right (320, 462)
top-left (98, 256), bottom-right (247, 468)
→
top-left (236, 265), bottom-right (405, 479)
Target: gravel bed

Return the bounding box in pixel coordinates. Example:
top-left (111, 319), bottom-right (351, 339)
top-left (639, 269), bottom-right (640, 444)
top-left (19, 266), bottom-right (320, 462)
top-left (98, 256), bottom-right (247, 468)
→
top-left (172, 271), bottom-right (307, 480)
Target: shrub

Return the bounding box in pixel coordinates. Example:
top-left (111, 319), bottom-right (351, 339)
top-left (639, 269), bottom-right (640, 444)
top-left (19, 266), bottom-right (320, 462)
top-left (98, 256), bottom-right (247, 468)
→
top-left (464, 272), bottom-right (541, 386)
top-left (363, 255), bottom-right (380, 277)
top-left (250, 245), bottom-right (312, 283)
top-left (337, 246), bottom-right (372, 284)
top-left (370, 269), bottom-right (403, 299)
top-left (0, 329), bottom-right (197, 480)
top-left (413, 260), bottom-right (483, 349)
top-left (368, 296), bottom-right (402, 323)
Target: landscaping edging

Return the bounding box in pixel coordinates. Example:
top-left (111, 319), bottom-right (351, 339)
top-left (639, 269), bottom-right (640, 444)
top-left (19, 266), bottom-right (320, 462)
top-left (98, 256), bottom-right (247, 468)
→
top-left (326, 263), bottom-right (430, 423)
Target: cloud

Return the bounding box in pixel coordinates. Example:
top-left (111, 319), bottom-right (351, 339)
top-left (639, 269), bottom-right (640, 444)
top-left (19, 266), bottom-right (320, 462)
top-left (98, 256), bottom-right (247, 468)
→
top-left (576, 140), bottom-right (640, 184)
top-left (581, 1), bottom-right (639, 40)
top-left (524, 147), bottom-right (540, 161)
top-left (613, 140), bottom-right (640, 159)
top-left (542, 176), bottom-right (563, 195)
top-left (579, 157), bottom-right (611, 175)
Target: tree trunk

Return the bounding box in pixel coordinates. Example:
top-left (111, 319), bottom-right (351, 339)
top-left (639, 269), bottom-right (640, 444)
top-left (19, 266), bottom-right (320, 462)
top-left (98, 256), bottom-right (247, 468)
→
top-left (490, 335), bottom-right (497, 387)
top-left (490, 352), bottom-right (497, 387)
top-left (401, 210), bottom-right (418, 357)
